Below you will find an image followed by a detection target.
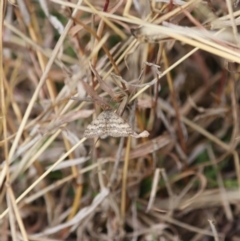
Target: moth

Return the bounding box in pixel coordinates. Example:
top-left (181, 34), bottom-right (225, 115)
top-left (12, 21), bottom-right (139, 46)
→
top-left (83, 110), bottom-right (134, 139)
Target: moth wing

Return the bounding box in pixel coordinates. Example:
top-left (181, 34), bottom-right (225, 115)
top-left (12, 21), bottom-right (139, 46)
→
top-left (83, 112), bottom-right (107, 138)
top-left (106, 112), bottom-right (133, 137)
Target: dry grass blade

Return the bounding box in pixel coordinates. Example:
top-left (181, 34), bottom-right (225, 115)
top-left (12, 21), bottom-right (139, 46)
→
top-left (36, 188), bottom-right (109, 236)
top-left (146, 168), bottom-right (161, 212)
top-left (89, 63), bottom-right (118, 101)
top-left (6, 184), bottom-right (29, 241)
top-left (209, 220), bottom-right (220, 241)
top-left (80, 78), bottom-right (111, 110)
top-left (120, 134), bottom-right (174, 160)
top-left (0, 0), bottom-right (84, 188)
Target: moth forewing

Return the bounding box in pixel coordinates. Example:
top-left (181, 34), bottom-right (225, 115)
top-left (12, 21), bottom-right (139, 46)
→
top-left (83, 110), bottom-right (134, 139)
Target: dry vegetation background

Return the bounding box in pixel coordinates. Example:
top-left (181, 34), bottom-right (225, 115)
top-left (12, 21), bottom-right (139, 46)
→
top-left (1, 0), bottom-right (240, 240)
